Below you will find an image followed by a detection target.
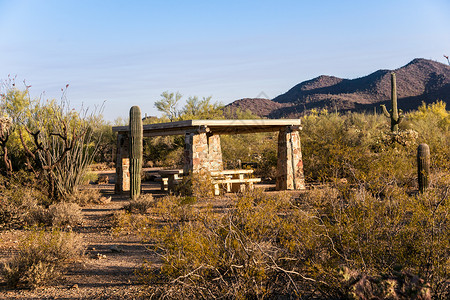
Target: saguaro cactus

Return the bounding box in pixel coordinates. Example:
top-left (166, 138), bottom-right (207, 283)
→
top-left (381, 72), bottom-right (403, 132)
top-left (417, 143), bottom-right (430, 193)
top-left (129, 106), bottom-right (143, 200)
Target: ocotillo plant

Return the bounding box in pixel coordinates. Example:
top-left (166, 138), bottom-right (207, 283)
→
top-left (417, 143), bottom-right (430, 193)
top-left (381, 72), bottom-right (403, 132)
top-left (129, 106), bottom-right (143, 200)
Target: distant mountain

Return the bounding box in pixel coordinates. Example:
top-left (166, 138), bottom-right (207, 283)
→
top-left (225, 58), bottom-right (450, 118)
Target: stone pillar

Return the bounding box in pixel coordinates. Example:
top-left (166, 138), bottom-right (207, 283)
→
top-left (184, 129), bottom-right (224, 175)
top-left (276, 126), bottom-right (305, 190)
top-left (184, 130), bottom-right (209, 175)
top-left (115, 133), bottom-right (130, 193)
top-left (207, 133), bottom-right (223, 172)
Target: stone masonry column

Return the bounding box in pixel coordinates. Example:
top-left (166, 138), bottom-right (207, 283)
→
top-left (115, 133), bottom-right (130, 193)
top-left (184, 129), bottom-right (210, 175)
top-left (207, 133), bottom-right (223, 172)
top-left (276, 126), bottom-right (305, 190)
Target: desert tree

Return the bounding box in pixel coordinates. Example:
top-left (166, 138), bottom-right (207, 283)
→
top-left (154, 91), bottom-right (182, 121)
top-left (180, 96), bottom-right (224, 120)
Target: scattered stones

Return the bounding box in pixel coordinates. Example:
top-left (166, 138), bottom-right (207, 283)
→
top-left (96, 253), bottom-right (107, 260)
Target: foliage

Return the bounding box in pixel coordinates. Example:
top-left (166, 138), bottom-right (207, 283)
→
top-left (48, 202), bottom-right (83, 227)
top-left (145, 92), bottom-right (224, 167)
top-left (299, 106), bottom-right (450, 194)
top-left (123, 194), bottom-right (155, 214)
top-left (1, 229), bottom-right (84, 289)
top-left (65, 188), bottom-right (105, 206)
top-left (154, 91), bottom-right (182, 121)
top-left (180, 96), bottom-right (224, 120)
top-left (129, 183), bottom-right (448, 299)
top-left (0, 172), bottom-right (50, 228)
top-left (0, 81), bottom-right (103, 201)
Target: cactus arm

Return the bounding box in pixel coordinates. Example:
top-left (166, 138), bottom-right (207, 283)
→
top-left (380, 105), bottom-right (391, 118)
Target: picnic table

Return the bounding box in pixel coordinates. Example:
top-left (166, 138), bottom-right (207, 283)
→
top-left (210, 169), bottom-right (261, 195)
top-left (158, 169), bottom-right (183, 191)
top-left (158, 168), bottom-right (261, 195)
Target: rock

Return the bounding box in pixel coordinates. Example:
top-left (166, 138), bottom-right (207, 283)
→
top-left (99, 196), bottom-right (112, 204)
top-left (109, 245), bottom-right (122, 253)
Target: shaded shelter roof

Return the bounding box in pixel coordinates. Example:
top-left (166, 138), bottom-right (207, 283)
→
top-left (112, 119), bottom-right (302, 137)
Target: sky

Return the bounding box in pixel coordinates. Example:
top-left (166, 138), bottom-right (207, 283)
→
top-left (1, 0), bottom-right (450, 121)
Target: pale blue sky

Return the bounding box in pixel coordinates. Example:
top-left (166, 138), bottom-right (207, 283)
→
top-left (1, 0), bottom-right (450, 121)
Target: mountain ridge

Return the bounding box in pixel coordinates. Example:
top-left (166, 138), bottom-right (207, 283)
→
top-left (225, 58), bottom-right (450, 118)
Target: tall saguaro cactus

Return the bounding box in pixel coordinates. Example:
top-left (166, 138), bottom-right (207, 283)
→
top-left (129, 106), bottom-right (143, 200)
top-left (381, 72), bottom-right (403, 132)
top-left (417, 143), bottom-right (430, 193)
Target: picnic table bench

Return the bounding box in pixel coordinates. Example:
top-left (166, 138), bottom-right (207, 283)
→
top-left (158, 168), bottom-right (261, 195)
top-left (210, 169), bottom-right (261, 195)
top-left (158, 169), bottom-right (183, 191)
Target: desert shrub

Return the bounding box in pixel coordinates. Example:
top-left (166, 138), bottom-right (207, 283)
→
top-left (111, 210), bottom-right (152, 236)
top-left (300, 110), bottom-right (423, 194)
top-left (311, 186), bottom-right (449, 299)
top-left (221, 132), bottom-right (277, 171)
top-left (407, 101), bottom-right (450, 174)
top-left (123, 194), bottom-right (155, 214)
top-left (66, 188), bottom-right (104, 206)
top-left (254, 147), bottom-right (278, 180)
top-left (1, 229), bottom-right (84, 289)
top-left (48, 202), bottom-right (83, 227)
top-left (135, 179), bottom-right (449, 299)
top-left (0, 175), bottom-right (51, 228)
top-left (174, 171), bottom-right (214, 199)
top-left (81, 171), bottom-right (98, 184)
top-left (139, 190), bottom-right (322, 298)
top-left (143, 135), bottom-right (185, 168)
top-left (153, 195), bottom-right (199, 223)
